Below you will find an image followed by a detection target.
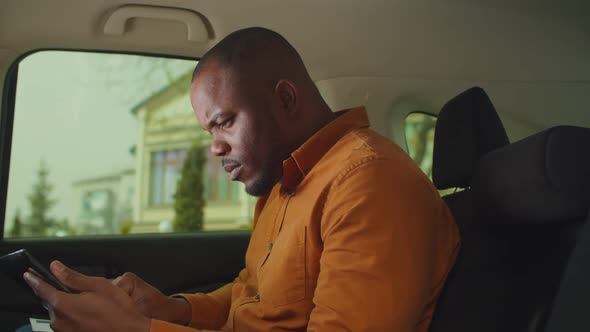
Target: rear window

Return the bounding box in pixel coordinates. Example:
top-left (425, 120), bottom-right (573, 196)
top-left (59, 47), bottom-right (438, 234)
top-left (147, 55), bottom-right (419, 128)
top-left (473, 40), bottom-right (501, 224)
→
top-left (404, 112), bottom-right (436, 179)
top-left (3, 51), bottom-right (255, 238)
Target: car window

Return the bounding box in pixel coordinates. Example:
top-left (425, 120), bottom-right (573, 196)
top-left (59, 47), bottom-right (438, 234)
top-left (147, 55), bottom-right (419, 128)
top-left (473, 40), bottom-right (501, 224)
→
top-left (404, 112), bottom-right (436, 179)
top-left (3, 50), bottom-right (255, 238)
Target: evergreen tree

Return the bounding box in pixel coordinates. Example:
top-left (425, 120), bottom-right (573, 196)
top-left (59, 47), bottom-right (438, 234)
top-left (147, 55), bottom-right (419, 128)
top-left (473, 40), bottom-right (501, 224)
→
top-left (28, 161), bottom-right (56, 236)
top-left (173, 144), bottom-right (206, 232)
top-left (9, 209), bottom-right (23, 237)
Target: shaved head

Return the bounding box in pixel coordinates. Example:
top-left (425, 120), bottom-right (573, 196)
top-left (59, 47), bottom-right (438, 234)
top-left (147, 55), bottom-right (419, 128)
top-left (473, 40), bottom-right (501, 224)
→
top-left (192, 27), bottom-right (309, 86)
top-left (190, 27), bottom-right (334, 196)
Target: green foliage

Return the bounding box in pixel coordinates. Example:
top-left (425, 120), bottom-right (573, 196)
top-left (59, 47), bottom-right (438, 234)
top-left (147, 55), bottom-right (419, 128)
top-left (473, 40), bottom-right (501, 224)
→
top-left (9, 209), bottom-right (23, 237)
top-left (119, 219), bottom-right (133, 234)
top-left (50, 218), bottom-right (77, 237)
top-left (28, 161), bottom-right (56, 236)
top-left (406, 114), bottom-right (436, 178)
top-left (173, 144), bottom-right (206, 232)
top-left (239, 222), bottom-right (253, 231)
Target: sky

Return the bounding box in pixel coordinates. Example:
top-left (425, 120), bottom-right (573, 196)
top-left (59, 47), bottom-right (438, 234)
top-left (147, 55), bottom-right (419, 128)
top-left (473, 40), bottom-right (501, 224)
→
top-left (4, 51), bottom-right (196, 230)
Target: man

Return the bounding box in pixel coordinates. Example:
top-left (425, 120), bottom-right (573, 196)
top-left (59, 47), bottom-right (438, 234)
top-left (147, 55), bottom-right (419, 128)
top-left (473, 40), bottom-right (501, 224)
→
top-left (24, 27), bottom-right (460, 331)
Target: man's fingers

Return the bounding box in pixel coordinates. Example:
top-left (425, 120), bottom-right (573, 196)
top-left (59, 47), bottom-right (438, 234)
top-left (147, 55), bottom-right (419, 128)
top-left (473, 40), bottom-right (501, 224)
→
top-left (27, 267), bottom-right (42, 278)
top-left (50, 260), bottom-right (102, 291)
top-left (24, 271), bottom-right (60, 307)
top-left (111, 272), bottom-right (136, 295)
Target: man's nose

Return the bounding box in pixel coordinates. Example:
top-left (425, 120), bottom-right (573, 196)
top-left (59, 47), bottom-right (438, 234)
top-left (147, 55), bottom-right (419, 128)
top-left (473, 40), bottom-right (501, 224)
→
top-left (210, 139), bottom-right (230, 157)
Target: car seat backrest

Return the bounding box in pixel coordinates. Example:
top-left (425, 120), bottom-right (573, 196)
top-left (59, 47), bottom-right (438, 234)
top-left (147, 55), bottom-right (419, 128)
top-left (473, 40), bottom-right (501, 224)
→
top-left (544, 209), bottom-right (590, 332)
top-left (430, 125), bottom-right (590, 332)
top-left (471, 125), bottom-right (590, 332)
top-left (429, 86), bottom-right (509, 332)
top-left (432, 86), bottom-right (509, 191)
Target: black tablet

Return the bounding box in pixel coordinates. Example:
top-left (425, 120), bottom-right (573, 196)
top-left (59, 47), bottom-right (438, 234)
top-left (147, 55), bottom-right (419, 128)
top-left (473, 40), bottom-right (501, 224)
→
top-left (0, 249), bottom-right (74, 294)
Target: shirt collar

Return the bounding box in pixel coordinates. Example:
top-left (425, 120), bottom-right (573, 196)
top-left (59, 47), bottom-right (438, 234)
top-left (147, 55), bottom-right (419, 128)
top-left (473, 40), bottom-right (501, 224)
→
top-left (281, 106), bottom-right (370, 192)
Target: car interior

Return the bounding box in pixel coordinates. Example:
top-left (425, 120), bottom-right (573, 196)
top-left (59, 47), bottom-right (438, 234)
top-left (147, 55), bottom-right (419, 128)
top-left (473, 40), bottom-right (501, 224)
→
top-left (0, 1), bottom-right (589, 331)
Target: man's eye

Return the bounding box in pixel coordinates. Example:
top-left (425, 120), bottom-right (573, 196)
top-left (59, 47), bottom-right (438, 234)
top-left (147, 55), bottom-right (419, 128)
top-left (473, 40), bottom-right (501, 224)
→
top-left (219, 119), bottom-right (232, 128)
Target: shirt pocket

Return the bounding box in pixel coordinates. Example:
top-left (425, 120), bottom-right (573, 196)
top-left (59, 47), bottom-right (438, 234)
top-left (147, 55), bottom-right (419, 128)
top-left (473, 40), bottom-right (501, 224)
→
top-left (259, 225), bottom-right (307, 307)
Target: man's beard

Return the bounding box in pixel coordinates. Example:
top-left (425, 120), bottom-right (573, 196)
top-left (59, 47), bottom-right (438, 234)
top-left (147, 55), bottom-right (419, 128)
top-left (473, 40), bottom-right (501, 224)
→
top-left (245, 163), bottom-right (278, 197)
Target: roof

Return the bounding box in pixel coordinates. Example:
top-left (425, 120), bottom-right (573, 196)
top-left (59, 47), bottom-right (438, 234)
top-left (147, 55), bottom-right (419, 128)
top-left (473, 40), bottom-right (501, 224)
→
top-left (73, 169), bottom-right (135, 186)
top-left (130, 70), bottom-right (193, 115)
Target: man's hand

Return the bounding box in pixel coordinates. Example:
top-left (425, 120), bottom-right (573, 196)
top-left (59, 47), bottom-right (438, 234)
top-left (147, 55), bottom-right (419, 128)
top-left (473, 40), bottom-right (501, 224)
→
top-left (23, 261), bottom-right (150, 332)
top-left (112, 272), bottom-right (192, 325)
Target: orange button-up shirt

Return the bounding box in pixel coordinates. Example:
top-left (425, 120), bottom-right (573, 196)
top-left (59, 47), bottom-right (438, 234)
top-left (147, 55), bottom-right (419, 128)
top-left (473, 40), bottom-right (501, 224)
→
top-left (151, 107), bottom-right (460, 332)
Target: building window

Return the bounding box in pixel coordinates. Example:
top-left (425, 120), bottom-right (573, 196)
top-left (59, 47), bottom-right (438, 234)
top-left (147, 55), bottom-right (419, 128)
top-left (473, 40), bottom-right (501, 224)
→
top-left (80, 190), bottom-right (115, 233)
top-left (150, 149), bottom-right (187, 206)
top-left (205, 152), bottom-right (241, 202)
top-left (150, 148), bottom-right (240, 206)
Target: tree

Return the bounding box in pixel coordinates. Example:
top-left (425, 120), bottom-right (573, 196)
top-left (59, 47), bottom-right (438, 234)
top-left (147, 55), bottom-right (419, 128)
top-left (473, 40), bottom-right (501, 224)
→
top-left (173, 144), bottom-right (206, 232)
top-left (9, 209), bottom-right (23, 237)
top-left (407, 115), bottom-right (436, 178)
top-left (96, 55), bottom-right (195, 106)
top-left (28, 161), bottom-right (56, 236)
top-left (53, 217), bottom-right (76, 237)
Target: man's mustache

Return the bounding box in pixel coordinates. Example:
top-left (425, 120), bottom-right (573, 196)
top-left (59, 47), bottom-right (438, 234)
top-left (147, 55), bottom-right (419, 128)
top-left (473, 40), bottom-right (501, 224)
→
top-left (222, 158), bottom-right (240, 167)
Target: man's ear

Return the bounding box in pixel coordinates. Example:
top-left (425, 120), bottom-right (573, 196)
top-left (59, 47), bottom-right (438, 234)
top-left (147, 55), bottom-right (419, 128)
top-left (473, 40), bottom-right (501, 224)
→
top-left (274, 79), bottom-right (297, 114)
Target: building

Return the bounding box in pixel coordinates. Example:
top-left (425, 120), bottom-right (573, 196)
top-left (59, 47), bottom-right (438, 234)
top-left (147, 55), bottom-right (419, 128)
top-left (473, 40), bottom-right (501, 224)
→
top-left (70, 169), bottom-right (135, 235)
top-left (70, 72), bottom-right (255, 235)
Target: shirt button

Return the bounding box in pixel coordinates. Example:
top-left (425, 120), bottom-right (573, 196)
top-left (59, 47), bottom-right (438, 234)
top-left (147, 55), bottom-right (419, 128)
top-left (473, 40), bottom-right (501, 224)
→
top-left (254, 294), bottom-right (260, 301)
top-left (268, 242), bottom-right (273, 250)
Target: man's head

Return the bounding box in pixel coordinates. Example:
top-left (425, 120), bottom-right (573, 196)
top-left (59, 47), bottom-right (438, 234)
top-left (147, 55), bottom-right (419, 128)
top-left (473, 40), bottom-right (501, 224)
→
top-left (190, 27), bottom-right (333, 196)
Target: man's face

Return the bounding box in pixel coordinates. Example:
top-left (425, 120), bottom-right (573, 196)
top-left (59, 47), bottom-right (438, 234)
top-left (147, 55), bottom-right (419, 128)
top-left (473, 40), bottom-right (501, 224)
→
top-left (190, 64), bottom-right (285, 196)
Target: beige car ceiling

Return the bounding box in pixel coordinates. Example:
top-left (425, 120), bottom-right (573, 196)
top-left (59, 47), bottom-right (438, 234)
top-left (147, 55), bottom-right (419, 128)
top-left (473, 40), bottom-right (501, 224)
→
top-left (0, 0), bottom-right (589, 142)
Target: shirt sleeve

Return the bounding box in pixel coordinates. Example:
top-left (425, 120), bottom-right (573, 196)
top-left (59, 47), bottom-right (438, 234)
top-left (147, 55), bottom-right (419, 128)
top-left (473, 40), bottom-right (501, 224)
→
top-left (150, 268), bottom-right (250, 332)
top-left (149, 283), bottom-right (231, 332)
top-left (150, 319), bottom-right (217, 332)
top-left (307, 158), bottom-right (458, 331)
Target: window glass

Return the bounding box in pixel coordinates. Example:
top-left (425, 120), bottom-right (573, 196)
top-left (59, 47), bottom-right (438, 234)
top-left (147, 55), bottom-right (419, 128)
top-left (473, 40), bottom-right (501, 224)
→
top-left (206, 152), bottom-right (240, 203)
top-left (149, 149), bottom-right (187, 206)
top-left (4, 51), bottom-right (255, 238)
top-left (404, 112), bottom-right (437, 179)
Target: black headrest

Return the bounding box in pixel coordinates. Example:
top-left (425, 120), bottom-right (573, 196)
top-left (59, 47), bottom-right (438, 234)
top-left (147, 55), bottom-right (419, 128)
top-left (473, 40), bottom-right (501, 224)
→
top-left (433, 87), bottom-right (509, 190)
top-left (472, 126), bottom-right (590, 224)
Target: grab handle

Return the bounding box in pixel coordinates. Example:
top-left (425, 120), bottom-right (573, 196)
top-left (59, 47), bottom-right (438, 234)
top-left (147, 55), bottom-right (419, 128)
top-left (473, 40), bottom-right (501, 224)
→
top-left (104, 5), bottom-right (212, 42)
